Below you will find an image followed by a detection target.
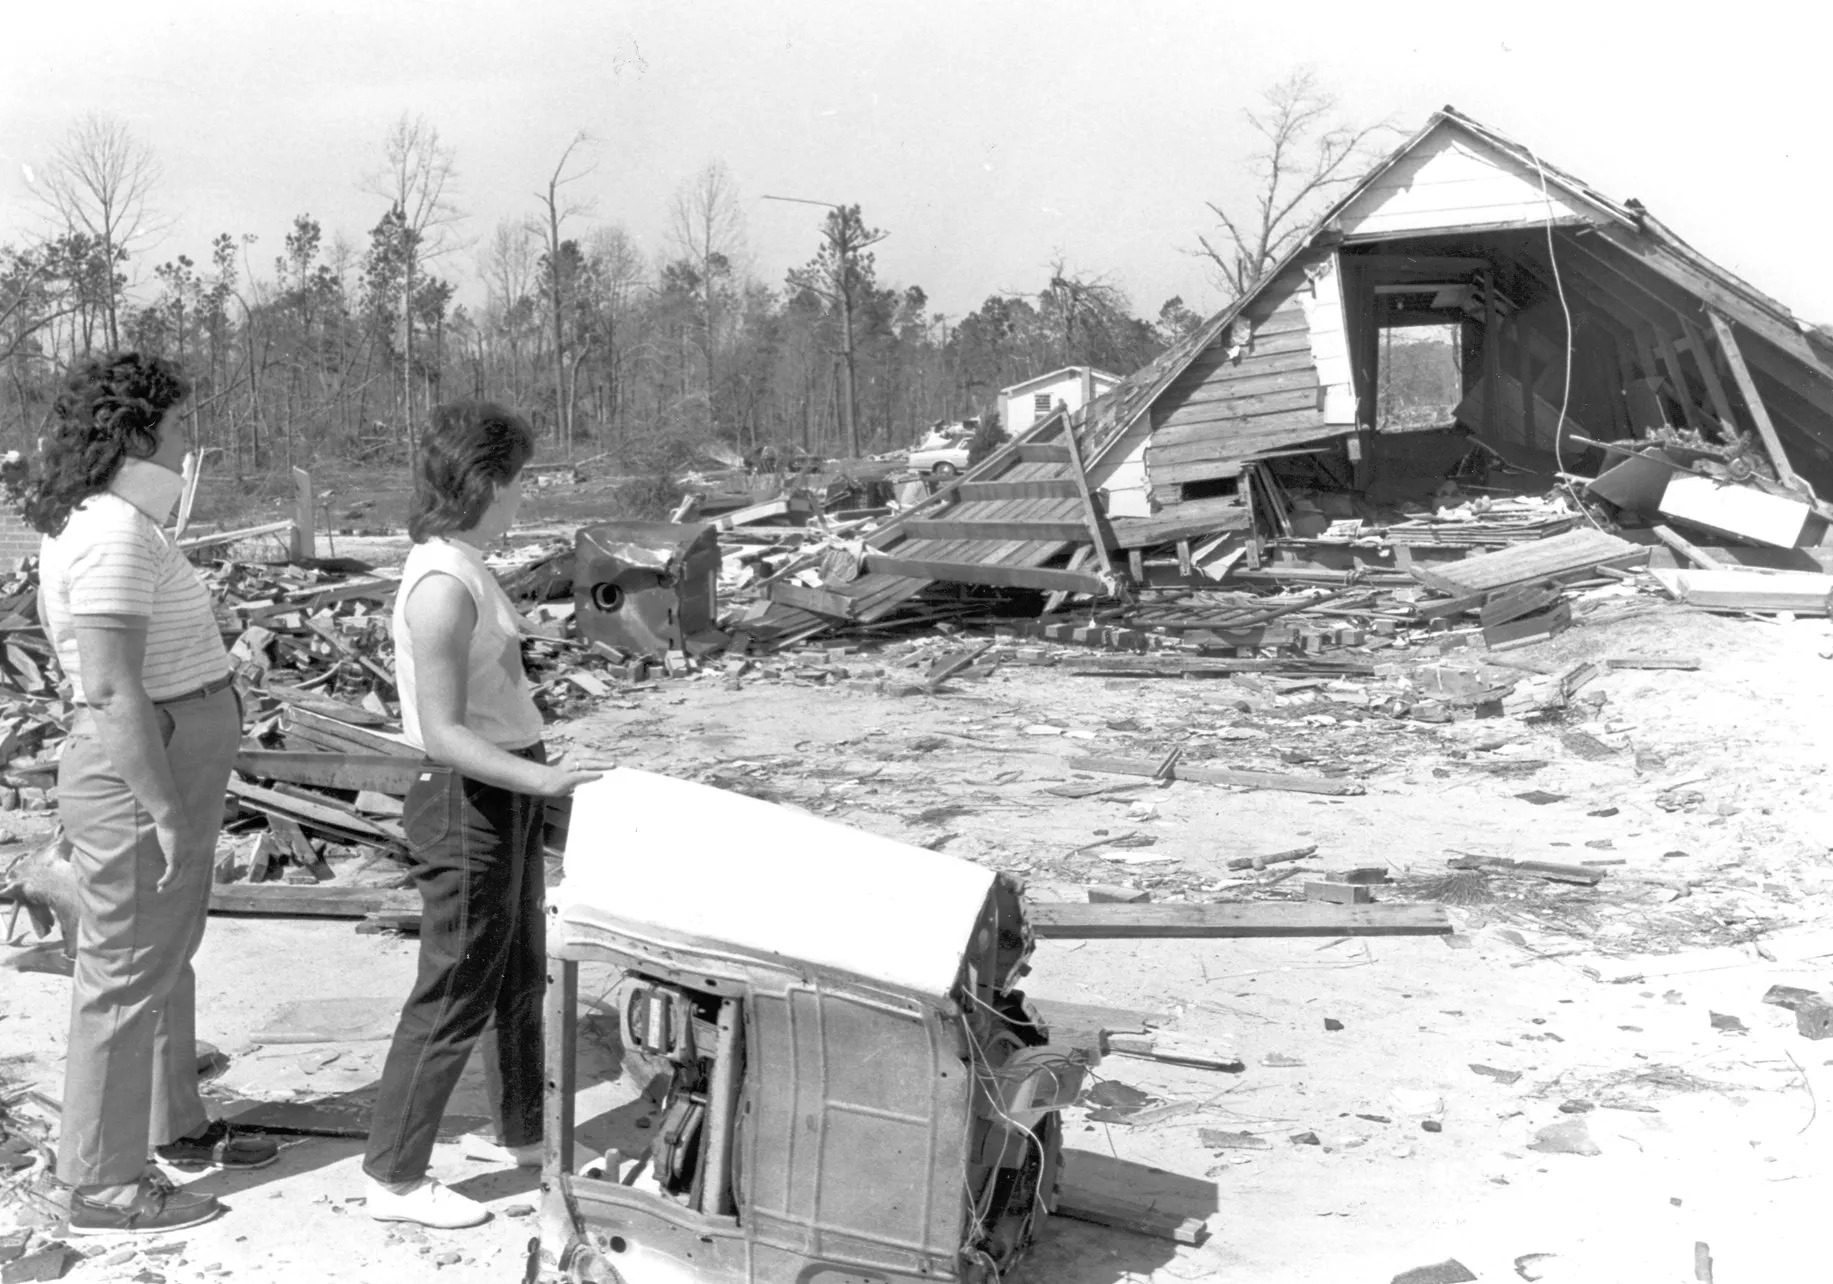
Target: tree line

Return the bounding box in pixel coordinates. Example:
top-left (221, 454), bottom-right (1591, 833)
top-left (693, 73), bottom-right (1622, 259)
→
top-left (0, 114), bottom-right (1207, 484)
top-left (1, 74), bottom-right (1377, 485)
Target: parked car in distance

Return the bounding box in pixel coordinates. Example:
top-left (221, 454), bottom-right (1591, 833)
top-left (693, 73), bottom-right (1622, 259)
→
top-left (908, 420), bottom-right (978, 476)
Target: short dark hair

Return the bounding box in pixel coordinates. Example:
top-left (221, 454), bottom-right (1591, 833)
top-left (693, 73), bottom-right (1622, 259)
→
top-left (23, 352), bottom-right (191, 537)
top-left (408, 400), bottom-right (536, 542)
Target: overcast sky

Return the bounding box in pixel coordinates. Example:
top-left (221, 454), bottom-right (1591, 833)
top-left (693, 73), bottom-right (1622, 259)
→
top-left (3, 0), bottom-right (1829, 330)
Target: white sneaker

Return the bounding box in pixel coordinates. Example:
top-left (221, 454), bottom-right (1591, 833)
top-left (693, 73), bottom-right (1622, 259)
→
top-left (459, 1134), bottom-right (543, 1168)
top-left (366, 1176), bottom-right (491, 1229)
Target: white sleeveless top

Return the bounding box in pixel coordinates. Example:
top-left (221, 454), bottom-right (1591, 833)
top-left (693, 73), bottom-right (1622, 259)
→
top-left (393, 537), bottom-right (544, 752)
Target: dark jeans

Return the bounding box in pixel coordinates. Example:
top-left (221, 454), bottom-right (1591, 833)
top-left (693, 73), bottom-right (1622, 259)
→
top-left (363, 745), bottom-right (547, 1183)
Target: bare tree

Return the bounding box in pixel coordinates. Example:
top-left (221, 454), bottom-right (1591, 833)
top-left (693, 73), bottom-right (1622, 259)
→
top-left (668, 161), bottom-right (747, 436)
top-left (533, 132), bottom-right (595, 458)
top-left (1195, 69), bottom-right (1389, 302)
top-left (361, 114), bottom-right (461, 453)
top-left (477, 220), bottom-right (539, 403)
top-left (35, 114), bottom-right (163, 350)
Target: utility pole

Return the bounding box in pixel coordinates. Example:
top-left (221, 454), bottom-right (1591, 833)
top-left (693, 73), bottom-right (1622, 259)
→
top-left (766, 195), bottom-right (887, 459)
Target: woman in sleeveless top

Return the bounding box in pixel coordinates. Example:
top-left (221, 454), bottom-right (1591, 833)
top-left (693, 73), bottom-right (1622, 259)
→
top-left (362, 400), bottom-right (600, 1228)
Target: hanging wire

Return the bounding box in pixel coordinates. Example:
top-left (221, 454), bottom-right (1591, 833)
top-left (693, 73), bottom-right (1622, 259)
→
top-left (1526, 146), bottom-right (1608, 534)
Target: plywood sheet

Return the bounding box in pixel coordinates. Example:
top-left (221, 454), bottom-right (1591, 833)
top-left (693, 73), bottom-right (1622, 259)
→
top-left (1649, 567), bottom-right (1833, 612)
top-left (1658, 473), bottom-right (1817, 548)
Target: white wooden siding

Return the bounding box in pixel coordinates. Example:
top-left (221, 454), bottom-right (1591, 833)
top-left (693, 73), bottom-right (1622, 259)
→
top-left (1336, 129), bottom-right (1599, 239)
top-left (1002, 370), bottom-right (1121, 435)
top-left (1092, 415), bottom-right (1154, 517)
top-left (1300, 253), bottom-right (1357, 426)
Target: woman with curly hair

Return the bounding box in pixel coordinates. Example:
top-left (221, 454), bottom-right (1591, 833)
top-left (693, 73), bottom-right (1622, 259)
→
top-left (29, 352), bottom-right (276, 1236)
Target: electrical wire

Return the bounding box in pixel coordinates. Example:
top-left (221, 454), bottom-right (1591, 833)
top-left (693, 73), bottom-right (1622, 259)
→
top-left (1526, 145), bottom-right (1608, 534)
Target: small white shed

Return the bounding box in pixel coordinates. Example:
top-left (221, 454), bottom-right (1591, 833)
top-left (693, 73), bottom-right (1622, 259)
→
top-left (999, 365), bottom-right (1121, 436)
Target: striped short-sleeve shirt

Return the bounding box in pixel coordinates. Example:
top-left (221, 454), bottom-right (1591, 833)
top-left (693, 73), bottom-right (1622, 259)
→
top-left (41, 487), bottom-right (230, 702)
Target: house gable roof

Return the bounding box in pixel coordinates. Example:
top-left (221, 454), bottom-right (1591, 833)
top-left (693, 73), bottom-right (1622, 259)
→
top-left (1079, 106), bottom-right (1833, 471)
top-left (1001, 365), bottom-right (1123, 397)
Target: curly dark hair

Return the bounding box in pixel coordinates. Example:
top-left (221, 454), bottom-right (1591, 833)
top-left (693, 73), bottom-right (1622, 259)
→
top-left (408, 400), bottom-right (535, 543)
top-left (24, 352), bottom-right (192, 536)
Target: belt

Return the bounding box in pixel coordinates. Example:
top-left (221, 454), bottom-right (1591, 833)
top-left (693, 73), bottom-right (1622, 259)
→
top-left (151, 672), bottom-right (235, 706)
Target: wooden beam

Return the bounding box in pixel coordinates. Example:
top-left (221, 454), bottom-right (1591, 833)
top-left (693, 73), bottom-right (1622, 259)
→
top-left (1677, 315), bottom-right (1743, 444)
top-left (177, 519), bottom-right (294, 552)
top-left (902, 519), bottom-right (1104, 544)
top-left (235, 750), bottom-right (423, 795)
top-left (956, 480), bottom-right (1080, 502)
top-left (1709, 311), bottom-right (1804, 491)
top-left (1027, 901), bottom-right (1451, 939)
top-left (1653, 326), bottom-right (1708, 434)
top-left (210, 884), bottom-right (418, 917)
top-left (1588, 223), bottom-right (1822, 368)
top-left (289, 467), bottom-right (315, 562)
top-left (1014, 443), bottom-right (1072, 464)
top-left (1650, 524), bottom-right (1726, 571)
top-left (1057, 402), bottom-right (1121, 587)
top-left (861, 555), bottom-right (1107, 595)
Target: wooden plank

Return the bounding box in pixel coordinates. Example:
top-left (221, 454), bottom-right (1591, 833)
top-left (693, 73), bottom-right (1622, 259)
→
top-left (860, 555), bottom-right (1104, 595)
top-left (290, 466), bottom-right (315, 562)
top-left (1028, 901), bottom-right (1451, 939)
top-left (177, 518), bottom-right (293, 551)
top-left (1149, 409), bottom-right (1336, 458)
top-left (1677, 316), bottom-right (1742, 444)
top-left (956, 480), bottom-right (1080, 502)
top-left (902, 520), bottom-right (1102, 544)
top-left (1654, 326), bottom-right (1708, 434)
top-left (210, 884), bottom-right (418, 917)
top-left (1054, 1149), bottom-right (1214, 1246)
top-left (1014, 443), bottom-right (1071, 464)
top-left (1109, 508), bottom-right (1250, 548)
top-left (1411, 528), bottom-right (1648, 596)
top-left (1156, 386), bottom-right (1323, 431)
top-left (281, 706), bottom-right (417, 757)
top-left (1058, 399), bottom-right (1121, 587)
top-left (1163, 362), bottom-right (1319, 406)
top-left (1708, 310), bottom-right (1804, 491)
top-left (1650, 524), bottom-right (1726, 571)
top-left (763, 582), bottom-right (857, 621)
top-left (234, 750), bottom-right (425, 795)
top-left (228, 778), bottom-right (396, 841)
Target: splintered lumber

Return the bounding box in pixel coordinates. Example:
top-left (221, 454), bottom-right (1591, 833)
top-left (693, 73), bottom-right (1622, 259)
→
top-left (227, 778), bottom-right (402, 843)
top-left (1053, 1149), bottom-right (1215, 1245)
top-left (1225, 844), bottom-right (1318, 871)
top-left (1446, 854), bottom-right (1602, 885)
top-left (1606, 655), bottom-right (1700, 670)
top-left (234, 750), bottom-right (422, 795)
top-left (1411, 527), bottom-right (1648, 596)
top-left (1067, 754), bottom-right (1364, 796)
top-left (268, 686), bottom-right (393, 727)
top-left (1708, 310), bottom-right (1803, 492)
top-left (1027, 901), bottom-right (1451, 938)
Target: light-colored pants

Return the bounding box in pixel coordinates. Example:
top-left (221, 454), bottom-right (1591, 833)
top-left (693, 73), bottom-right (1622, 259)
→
top-left (55, 689), bottom-right (239, 1187)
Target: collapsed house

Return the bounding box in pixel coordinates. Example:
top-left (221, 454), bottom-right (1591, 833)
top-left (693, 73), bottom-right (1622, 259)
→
top-left (733, 107), bottom-right (1833, 649)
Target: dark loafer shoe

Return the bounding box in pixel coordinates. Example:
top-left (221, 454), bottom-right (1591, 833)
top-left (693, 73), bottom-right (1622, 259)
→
top-left (68, 1179), bottom-right (223, 1236)
top-left (153, 1120), bottom-right (279, 1172)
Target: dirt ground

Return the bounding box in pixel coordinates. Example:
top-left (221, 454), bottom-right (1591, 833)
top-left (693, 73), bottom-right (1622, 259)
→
top-left (6, 595), bottom-right (1833, 1282)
